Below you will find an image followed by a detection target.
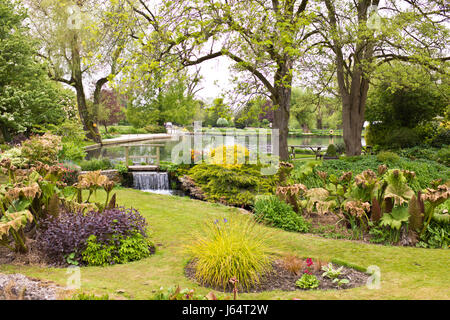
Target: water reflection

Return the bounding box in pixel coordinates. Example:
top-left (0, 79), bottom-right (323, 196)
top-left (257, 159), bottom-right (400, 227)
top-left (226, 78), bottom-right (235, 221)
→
top-left (86, 133), bottom-right (363, 164)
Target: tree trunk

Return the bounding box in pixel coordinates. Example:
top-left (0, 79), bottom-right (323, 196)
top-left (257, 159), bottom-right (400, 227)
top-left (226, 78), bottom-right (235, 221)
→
top-left (271, 60), bottom-right (293, 161)
top-left (342, 69), bottom-right (370, 156)
top-left (325, 0), bottom-right (373, 157)
top-left (342, 99), bottom-right (365, 156)
top-left (71, 33), bottom-right (102, 144)
top-left (74, 82), bottom-right (101, 143)
top-left (316, 117), bottom-right (323, 130)
top-left (0, 128), bottom-right (5, 144)
top-left (272, 86), bottom-right (291, 161)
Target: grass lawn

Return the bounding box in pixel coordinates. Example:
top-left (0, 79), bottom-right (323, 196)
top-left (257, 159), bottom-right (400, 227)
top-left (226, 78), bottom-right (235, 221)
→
top-left (0, 188), bottom-right (449, 300)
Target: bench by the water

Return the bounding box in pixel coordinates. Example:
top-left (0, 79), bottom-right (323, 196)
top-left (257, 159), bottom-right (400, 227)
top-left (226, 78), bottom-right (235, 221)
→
top-left (289, 145), bottom-right (325, 160)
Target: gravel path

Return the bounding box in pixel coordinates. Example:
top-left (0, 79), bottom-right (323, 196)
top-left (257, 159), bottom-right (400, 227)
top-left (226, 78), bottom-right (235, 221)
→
top-left (0, 273), bottom-right (63, 300)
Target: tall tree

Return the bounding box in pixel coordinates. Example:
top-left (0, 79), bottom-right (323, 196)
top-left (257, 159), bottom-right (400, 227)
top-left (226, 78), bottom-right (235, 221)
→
top-left (26, 0), bottom-right (131, 143)
top-left (123, 0), bottom-right (317, 160)
top-left (311, 0), bottom-right (449, 155)
top-left (97, 88), bottom-right (127, 132)
top-left (0, 0), bottom-right (74, 141)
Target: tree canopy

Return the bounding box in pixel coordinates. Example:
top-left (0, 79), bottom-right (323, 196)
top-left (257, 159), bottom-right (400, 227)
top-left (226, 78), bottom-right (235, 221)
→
top-left (0, 0), bottom-right (75, 142)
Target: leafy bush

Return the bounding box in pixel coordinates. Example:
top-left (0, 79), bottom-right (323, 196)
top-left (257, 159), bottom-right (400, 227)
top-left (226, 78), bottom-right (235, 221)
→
top-left (431, 128), bottom-right (450, 147)
top-left (37, 207), bottom-right (151, 265)
top-left (57, 162), bottom-right (80, 186)
top-left (187, 215), bottom-right (273, 290)
top-left (368, 222), bottom-right (391, 244)
top-left (417, 220), bottom-right (449, 249)
top-left (326, 144), bottom-right (337, 157)
top-left (37, 120), bottom-right (86, 144)
top-left (81, 232), bottom-right (153, 266)
top-left (114, 162), bottom-right (129, 175)
top-left (321, 263), bottom-right (343, 280)
top-left (292, 156), bottom-right (449, 191)
top-left (21, 133), bottom-right (61, 165)
top-left (261, 119), bottom-right (270, 127)
top-left (253, 195), bottom-right (310, 232)
top-left (295, 273), bottom-right (320, 289)
top-left (79, 157), bottom-right (113, 171)
top-left (144, 124), bottom-right (166, 134)
top-left (204, 144), bottom-right (250, 166)
top-left (0, 147), bottom-right (27, 168)
top-left (0, 160), bottom-right (73, 252)
top-left (335, 142), bottom-right (346, 155)
top-left (59, 141), bottom-right (87, 162)
top-left (0, 144), bottom-right (11, 152)
top-left (376, 151), bottom-right (400, 163)
top-left (436, 147), bottom-right (450, 166)
top-left (366, 125), bottom-right (421, 149)
top-left (187, 164), bottom-right (277, 207)
top-left (216, 118), bottom-right (229, 127)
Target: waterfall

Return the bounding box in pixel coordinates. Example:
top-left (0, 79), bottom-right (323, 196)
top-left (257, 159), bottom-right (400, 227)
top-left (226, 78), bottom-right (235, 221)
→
top-left (132, 172), bottom-right (169, 191)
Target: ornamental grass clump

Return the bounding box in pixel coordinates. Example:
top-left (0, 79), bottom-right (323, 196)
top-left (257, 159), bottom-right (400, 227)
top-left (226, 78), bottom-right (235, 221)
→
top-left (187, 215), bottom-right (273, 291)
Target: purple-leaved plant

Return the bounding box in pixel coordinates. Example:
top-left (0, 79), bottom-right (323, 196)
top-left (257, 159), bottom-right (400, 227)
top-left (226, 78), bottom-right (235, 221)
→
top-left (37, 207), bottom-right (148, 265)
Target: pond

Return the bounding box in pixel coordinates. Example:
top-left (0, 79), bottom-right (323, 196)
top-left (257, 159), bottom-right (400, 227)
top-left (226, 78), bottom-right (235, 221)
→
top-left (86, 133), bottom-right (364, 165)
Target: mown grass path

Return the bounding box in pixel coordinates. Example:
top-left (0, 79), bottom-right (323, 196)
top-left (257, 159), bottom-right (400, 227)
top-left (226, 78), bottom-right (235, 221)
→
top-left (0, 188), bottom-right (448, 300)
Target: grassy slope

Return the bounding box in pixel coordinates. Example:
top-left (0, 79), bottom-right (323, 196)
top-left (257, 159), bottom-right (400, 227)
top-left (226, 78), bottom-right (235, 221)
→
top-left (0, 188), bottom-right (449, 300)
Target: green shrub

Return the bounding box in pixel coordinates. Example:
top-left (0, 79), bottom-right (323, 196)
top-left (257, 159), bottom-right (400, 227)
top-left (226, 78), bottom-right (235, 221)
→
top-left (0, 147), bottom-right (27, 167)
top-left (253, 195), bottom-right (310, 232)
top-left (292, 156), bottom-right (449, 191)
top-left (144, 124), bottom-right (166, 134)
top-left (295, 273), bottom-right (320, 289)
top-left (0, 144), bottom-right (11, 152)
top-left (79, 157), bottom-right (113, 171)
top-left (326, 144), bottom-right (337, 157)
top-left (114, 162), bottom-right (129, 175)
top-left (261, 119), bottom-right (270, 127)
top-left (368, 222), bottom-right (392, 244)
top-left (216, 118), bottom-right (229, 127)
top-left (436, 147), bottom-right (450, 166)
top-left (81, 233), bottom-right (153, 266)
top-left (431, 128), bottom-right (450, 147)
top-left (417, 220), bottom-right (449, 249)
top-left (187, 215), bottom-right (273, 291)
top-left (58, 162), bottom-right (81, 186)
top-left (59, 141), bottom-right (87, 162)
top-left (389, 127), bottom-right (421, 148)
top-left (376, 151), bottom-right (400, 163)
top-left (188, 164), bottom-right (277, 207)
top-left (21, 133), bottom-right (61, 165)
top-left (335, 142), bottom-right (346, 155)
top-left (397, 146), bottom-right (437, 161)
top-left (366, 125), bottom-right (421, 148)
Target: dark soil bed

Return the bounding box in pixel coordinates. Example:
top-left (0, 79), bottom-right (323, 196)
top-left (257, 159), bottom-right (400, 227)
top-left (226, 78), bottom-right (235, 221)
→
top-left (185, 259), bottom-right (370, 293)
top-left (0, 239), bottom-right (49, 266)
top-left (0, 238), bottom-right (156, 268)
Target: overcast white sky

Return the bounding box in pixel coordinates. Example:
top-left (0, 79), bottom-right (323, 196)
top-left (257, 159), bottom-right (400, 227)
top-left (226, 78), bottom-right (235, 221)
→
top-left (189, 54), bottom-right (233, 103)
